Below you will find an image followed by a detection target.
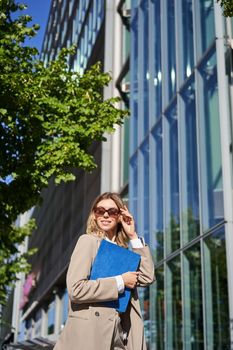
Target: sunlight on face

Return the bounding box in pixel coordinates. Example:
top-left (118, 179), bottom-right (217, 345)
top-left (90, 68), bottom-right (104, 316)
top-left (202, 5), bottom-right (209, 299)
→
top-left (94, 199), bottom-right (119, 235)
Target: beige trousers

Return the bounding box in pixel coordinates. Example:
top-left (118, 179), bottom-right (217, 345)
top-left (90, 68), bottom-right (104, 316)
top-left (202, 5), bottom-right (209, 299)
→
top-left (110, 313), bottom-right (126, 350)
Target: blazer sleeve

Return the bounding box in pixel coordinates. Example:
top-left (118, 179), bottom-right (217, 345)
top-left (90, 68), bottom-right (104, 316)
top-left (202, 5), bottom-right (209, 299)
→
top-left (67, 234), bottom-right (119, 304)
top-left (133, 245), bottom-right (155, 287)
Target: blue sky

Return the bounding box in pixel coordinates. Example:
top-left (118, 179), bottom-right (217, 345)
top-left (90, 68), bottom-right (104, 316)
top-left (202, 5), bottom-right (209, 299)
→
top-left (18, 0), bottom-right (51, 52)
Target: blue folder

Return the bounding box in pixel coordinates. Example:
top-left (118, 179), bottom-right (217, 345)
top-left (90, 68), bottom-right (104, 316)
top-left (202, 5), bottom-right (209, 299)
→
top-left (90, 239), bottom-right (141, 313)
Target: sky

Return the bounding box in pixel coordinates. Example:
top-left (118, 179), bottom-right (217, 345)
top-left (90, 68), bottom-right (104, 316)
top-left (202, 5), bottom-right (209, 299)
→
top-left (17, 0), bottom-right (51, 52)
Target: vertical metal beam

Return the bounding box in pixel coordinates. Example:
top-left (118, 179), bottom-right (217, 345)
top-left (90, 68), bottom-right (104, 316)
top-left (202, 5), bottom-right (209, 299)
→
top-left (160, 3), bottom-right (169, 347)
top-left (174, 1), bottom-right (185, 347)
top-left (214, 2), bottom-right (233, 346)
top-left (101, 0), bottom-right (123, 193)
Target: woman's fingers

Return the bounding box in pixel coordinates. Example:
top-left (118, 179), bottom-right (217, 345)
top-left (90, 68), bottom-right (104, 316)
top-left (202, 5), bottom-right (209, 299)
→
top-left (122, 271), bottom-right (139, 289)
top-left (120, 208), bottom-right (134, 225)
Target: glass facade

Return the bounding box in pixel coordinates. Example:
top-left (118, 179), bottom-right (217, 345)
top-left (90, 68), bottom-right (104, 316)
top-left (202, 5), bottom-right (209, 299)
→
top-left (41, 0), bottom-right (105, 73)
top-left (129, 0), bottom-right (231, 348)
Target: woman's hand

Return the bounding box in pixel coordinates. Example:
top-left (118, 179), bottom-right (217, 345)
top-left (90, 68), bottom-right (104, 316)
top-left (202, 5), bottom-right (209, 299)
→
top-left (120, 205), bottom-right (138, 240)
top-left (122, 271), bottom-right (139, 289)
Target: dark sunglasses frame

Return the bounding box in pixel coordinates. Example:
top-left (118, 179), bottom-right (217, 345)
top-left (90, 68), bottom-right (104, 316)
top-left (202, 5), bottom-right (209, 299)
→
top-left (93, 207), bottom-right (120, 218)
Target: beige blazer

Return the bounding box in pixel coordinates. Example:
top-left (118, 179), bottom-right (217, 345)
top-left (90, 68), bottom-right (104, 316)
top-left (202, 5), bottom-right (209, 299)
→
top-left (54, 234), bottom-right (155, 350)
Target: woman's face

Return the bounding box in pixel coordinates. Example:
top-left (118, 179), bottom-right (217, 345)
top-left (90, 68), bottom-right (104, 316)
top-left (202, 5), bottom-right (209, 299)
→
top-left (94, 198), bottom-right (120, 234)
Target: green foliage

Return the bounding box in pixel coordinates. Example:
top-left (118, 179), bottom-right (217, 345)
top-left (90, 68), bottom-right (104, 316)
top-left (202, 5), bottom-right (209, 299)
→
top-left (0, 1), bottom-right (128, 306)
top-left (0, 220), bottom-right (37, 305)
top-left (217, 0), bottom-right (233, 17)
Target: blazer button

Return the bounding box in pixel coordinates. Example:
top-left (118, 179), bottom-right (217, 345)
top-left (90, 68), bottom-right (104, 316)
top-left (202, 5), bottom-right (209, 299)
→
top-left (95, 311), bottom-right (100, 317)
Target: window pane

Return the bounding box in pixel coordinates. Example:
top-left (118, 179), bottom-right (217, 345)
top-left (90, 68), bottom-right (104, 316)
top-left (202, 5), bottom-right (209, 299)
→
top-left (123, 23), bottom-right (130, 60)
top-left (165, 102), bottom-right (180, 254)
top-left (123, 118), bottom-right (130, 185)
top-left (183, 244), bottom-right (204, 348)
top-left (141, 139), bottom-right (149, 243)
top-left (141, 286), bottom-right (150, 347)
top-left (199, 0), bottom-right (215, 55)
top-left (166, 256), bottom-right (182, 349)
top-left (18, 321), bottom-right (26, 341)
top-left (130, 154), bottom-right (138, 224)
top-left (154, 265), bottom-right (165, 350)
top-left (140, 0), bottom-right (149, 134)
top-left (198, 50), bottom-right (223, 230)
top-left (153, 0), bottom-right (162, 119)
top-left (131, 98), bottom-right (138, 151)
top-left (180, 77), bottom-right (200, 243)
top-left (167, 0), bottom-right (176, 100)
top-left (34, 309), bottom-right (42, 337)
top-left (61, 289), bottom-right (69, 329)
top-left (152, 121), bottom-right (163, 262)
top-left (182, 0), bottom-right (194, 79)
top-left (131, 8), bottom-right (138, 150)
top-left (25, 319), bottom-right (32, 339)
top-left (47, 300), bottom-right (55, 335)
top-left (203, 227), bottom-right (230, 348)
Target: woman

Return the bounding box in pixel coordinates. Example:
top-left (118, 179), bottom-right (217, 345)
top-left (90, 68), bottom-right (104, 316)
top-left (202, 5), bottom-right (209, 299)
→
top-left (54, 192), bottom-right (155, 350)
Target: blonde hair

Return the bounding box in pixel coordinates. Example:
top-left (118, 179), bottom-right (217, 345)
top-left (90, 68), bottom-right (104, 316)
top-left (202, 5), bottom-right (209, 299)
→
top-left (86, 192), bottom-right (129, 248)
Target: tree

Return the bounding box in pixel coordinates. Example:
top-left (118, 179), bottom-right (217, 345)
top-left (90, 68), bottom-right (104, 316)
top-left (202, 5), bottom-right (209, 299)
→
top-left (217, 0), bottom-right (233, 17)
top-left (0, 1), bottom-right (128, 306)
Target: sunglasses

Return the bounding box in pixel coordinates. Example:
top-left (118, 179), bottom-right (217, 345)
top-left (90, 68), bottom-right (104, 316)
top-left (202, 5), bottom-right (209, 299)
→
top-left (93, 207), bottom-right (120, 218)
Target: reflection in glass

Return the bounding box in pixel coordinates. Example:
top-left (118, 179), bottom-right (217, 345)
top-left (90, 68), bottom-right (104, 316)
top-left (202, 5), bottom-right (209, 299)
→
top-left (131, 8), bottom-right (138, 150)
top-left (130, 155), bottom-right (138, 225)
top-left (165, 102), bottom-right (180, 254)
top-left (62, 289), bottom-right (69, 329)
top-left (123, 22), bottom-right (130, 61)
top-left (199, 0), bottom-right (215, 55)
top-left (154, 265), bottom-right (165, 350)
top-left (25, 319), bottom-right (32, 340)
top-left (203, 227), bottom-right (230, 348)
top-left (167, 0), bottom-right (176, 100)
top-left (141, 0), bottom-right (149, 135)
top-left (123, 118), bottom-right (130, 185)
top-left (34, 309), bottom-right (42, 337)
top-left (199, 50), bottom-right (223, 230)
top-left (152, 121), bottom-right (163, 262)
top-left (131, 6), bottom-right (138, 83)
top-left (182, 0), bottom-right (194, 79)
top-left (140, 286), bottom-right (150, 347)
top-left (183, 244), bottom-right (204, 348)
top-left (18, 320), bottom-right (26, 341)
top-left (132, 97), bottom-right (138, 151)
top-left (166, 256), bottom-right (182, 349)
top-left (154, 0), bottom-right (162, 120)
top-left (47, 299), bottom-right (55, 335)
top-left (141, 139), bottom-right (149, 244)
top-left (180, 77), bottom-right (200, 243)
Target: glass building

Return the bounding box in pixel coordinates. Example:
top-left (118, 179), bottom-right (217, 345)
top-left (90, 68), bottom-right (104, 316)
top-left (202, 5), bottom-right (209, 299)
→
top-left (129, 0), bottom-right (233, 349)
top-left (5, 1), bottom-right (233, 349)
top-left (41, 0), bottom-right (105, 73)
